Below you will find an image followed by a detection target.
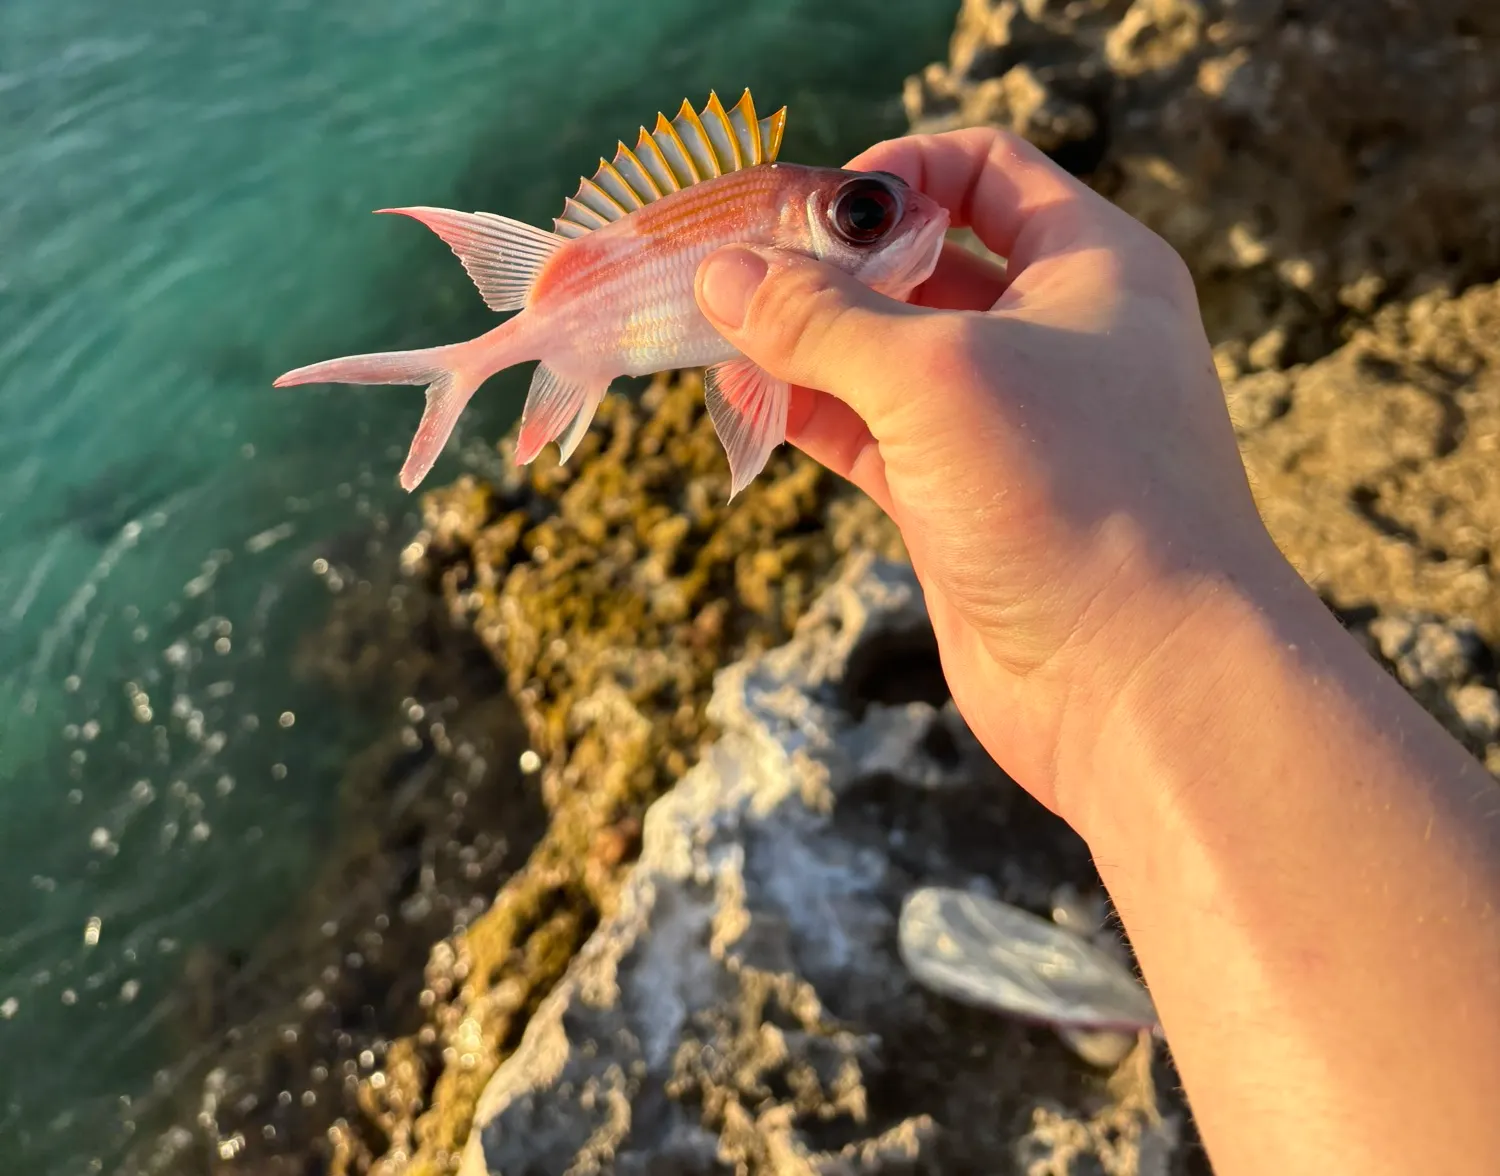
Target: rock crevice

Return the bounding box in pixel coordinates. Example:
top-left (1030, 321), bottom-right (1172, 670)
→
top-left (462, 558), bottom-right (1174, 1176)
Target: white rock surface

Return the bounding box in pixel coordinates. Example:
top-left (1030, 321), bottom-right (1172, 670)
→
top-left (462, 556), bottom-right (1180, 1176)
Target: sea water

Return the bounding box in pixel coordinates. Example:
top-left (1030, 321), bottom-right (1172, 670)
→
top-left (0, 1), bottom-right (958, 1169)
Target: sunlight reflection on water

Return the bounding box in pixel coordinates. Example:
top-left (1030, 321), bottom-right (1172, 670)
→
top-left (0, 0), bottom-right (957, 1168)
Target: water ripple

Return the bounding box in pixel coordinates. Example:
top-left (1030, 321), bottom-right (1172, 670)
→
top-left (0, 1), bottom-right (959, 1171)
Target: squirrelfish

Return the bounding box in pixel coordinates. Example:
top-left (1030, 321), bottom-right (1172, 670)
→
top-left (273, 91), bottom-right (949, 496)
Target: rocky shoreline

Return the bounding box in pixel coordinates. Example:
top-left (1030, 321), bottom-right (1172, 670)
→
top-left (141, 2), bottom-right (1500, 1172)
top-left (906, 0), bottom-right (1500, 365)
top-left (454, 555), bottom-right (1181, 1176)
top-left (143, 375), bottom-right (906, 1176)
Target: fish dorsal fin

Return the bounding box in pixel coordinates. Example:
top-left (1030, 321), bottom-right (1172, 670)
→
top-left (553, 89), bottom-right (786, 238)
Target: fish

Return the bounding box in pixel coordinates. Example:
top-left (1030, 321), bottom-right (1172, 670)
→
top-left (273, 90), bottom-right (949, 497)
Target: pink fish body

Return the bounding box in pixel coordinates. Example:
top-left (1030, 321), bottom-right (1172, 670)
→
top-left (274, 91), bottom-right (948, 496)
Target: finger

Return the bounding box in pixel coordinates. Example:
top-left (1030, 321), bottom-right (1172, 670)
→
top-left (694, 245), bottom-right (943, 433)
top-left (909, 239), bottom-right (1009, 311)
top-left (785, 386), bottom-right (894, 514)
top-left (847, 126), bottom-right (1120, 277)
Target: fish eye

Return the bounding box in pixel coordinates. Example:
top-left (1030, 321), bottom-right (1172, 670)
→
top-left (829, 176), bottom-right (903, 246)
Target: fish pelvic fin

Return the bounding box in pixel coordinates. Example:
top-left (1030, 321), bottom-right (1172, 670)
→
top-left (704, 357), bottom-right (789, 500)
top-left (273, 322), bottom-right (526, 491)
top-left (376, 206), bottom-right (563, 312)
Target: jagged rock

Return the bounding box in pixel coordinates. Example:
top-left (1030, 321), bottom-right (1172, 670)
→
top-left (331, 373), bottom-right (901, 1176)
top-left (460, 558), bottom-right (1180, 1176)
top-left (907, 0), bottom-right (1500, 358)
top-left (1229, 282), bottom-right (1500, 774)
top-left (117, 551), bottom-right (551, 1176)
top-left (138, 4), bottom-right (1500, 1167)
top-left (1228, 283), bottom-right (1500, 740)
top-left (1357, 613), bottom-right (1500, 772)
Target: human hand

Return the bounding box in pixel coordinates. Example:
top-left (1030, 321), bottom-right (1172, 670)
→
top-left (693, 127), bottom-right (1291, 825)
top-left (692, 128), bottom-right (1500, 1176)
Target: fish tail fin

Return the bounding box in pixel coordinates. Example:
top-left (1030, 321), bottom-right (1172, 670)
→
top-left (274, 323), bottom-right (525, 491)
top-left (272, 347), bottom-right (455, 390)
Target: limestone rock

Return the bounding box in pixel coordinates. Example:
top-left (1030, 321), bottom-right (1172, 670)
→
top-left (907, 0), bottom-right (1500, 356)
top-left (462, 558), bottom-right (1180, 1176)
top-left (1230, 282), bottom-right (1500, 773)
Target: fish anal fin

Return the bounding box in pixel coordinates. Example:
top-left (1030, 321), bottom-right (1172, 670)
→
top-left (704, 357), bottom-right (789, 500)
top-left (515, 364), bottom-right (610, 466)
top-left (377, 207), bottom-right (562, 312)
top-left (557, 382), bottom-right (610, 464)
top-left (553, 91), bottom-right (787, 237)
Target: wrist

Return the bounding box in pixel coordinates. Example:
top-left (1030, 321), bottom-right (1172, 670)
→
top-left (1053, 535), bottom-right (1329, 851)
top-left (1052, 527), bottom-right (1500, 1176)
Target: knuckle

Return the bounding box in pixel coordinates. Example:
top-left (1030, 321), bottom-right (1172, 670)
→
top-left (979, 124), bottom-right (1031, 159)
top-left (949, 122), bottom-right (1024, 161)
top-left (1159, 242), bottom-right (1200, 305)
top-left (1125, 220), bottom-right (1199, 306)
top-left (921, 313), bottom-right (989, 381)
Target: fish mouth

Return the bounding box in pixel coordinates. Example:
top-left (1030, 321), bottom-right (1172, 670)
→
top-left (878, 209), bottom-right (951, 300)
top-left (908, 210), bottom-right (951, 283)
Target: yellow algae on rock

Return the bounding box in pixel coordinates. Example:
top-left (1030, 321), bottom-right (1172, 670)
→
top-left (348, 371), bottom-right (898, 1175)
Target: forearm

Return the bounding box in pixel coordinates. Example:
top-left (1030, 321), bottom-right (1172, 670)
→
top-left (1081, 556), bottom-right (1500, 1176)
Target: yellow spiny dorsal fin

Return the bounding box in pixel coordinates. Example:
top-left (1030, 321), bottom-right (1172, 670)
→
top-left (553, 89), bottom-right (787, 238)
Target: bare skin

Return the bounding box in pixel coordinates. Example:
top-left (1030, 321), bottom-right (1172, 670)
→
top-left (693, 127), bottom-right (1500, 1176)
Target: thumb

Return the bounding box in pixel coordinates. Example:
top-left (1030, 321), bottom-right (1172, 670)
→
top-left (693, 245), bottom-right (936, 428)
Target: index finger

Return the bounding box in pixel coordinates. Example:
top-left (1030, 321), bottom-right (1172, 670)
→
top-left (846, 126), bottom-right (1116, 276)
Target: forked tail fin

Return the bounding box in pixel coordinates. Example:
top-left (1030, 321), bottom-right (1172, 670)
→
top-left (274, 330), bottom-right (510, 491)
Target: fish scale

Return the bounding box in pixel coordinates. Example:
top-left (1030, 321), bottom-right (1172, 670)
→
top-left (274, 90), bottom-right (948, 498)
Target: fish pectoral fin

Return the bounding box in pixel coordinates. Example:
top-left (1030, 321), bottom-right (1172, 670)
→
top-left (376, 206), bottom-right (562, 312)
top-left (704, 358), bottom-right (789, 500)
top-left (516, 364), bottom-right (610, 465)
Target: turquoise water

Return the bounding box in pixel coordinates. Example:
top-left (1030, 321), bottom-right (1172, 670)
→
top-left (0, 1), bottom-right (957, 1170)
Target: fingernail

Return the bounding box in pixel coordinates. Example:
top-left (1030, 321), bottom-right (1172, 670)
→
top-left (698, 248), bottom-right (768, 329)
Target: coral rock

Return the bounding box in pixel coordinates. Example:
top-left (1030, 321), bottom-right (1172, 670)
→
top-left (461, 558), bottom-right (1179, 1176)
